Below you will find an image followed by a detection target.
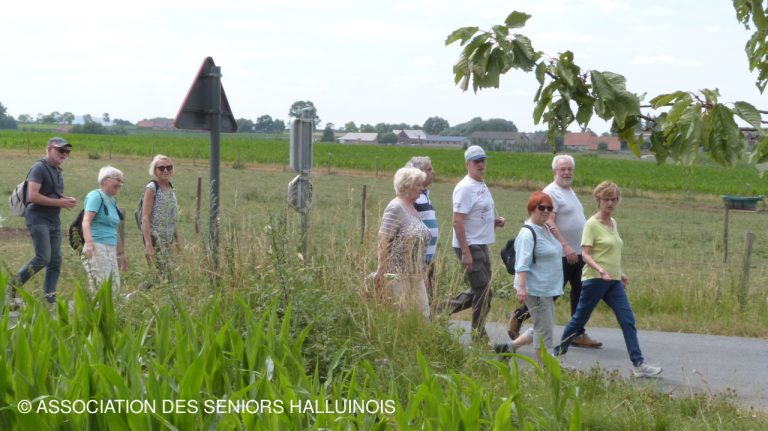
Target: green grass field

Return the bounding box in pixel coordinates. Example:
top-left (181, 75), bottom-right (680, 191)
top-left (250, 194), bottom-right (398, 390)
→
top-left (1, 131), bottom-right (767, 428)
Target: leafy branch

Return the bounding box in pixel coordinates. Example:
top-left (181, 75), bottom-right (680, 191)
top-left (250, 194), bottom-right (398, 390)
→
top-left (446, 8), bottom-right (768, 169)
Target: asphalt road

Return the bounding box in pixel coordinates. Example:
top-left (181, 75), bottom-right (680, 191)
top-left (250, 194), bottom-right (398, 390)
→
top-left (450, 320), bottom-right (768, 412)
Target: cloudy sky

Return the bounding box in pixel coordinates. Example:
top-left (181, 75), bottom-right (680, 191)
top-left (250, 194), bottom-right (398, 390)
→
top-left (1, 0), bottom-right (763, 133)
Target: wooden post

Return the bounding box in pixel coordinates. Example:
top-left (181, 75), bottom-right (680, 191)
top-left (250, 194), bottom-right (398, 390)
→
top-left (360, 185), bottom-right (367, 243)
top-left (109, 142), bottom-right (112, 160)
top-left (327, 153), bottom-right (332, 175)
top-left (195, 177), bottom-right (202, 235)
top-left (375, 157), bottom-right (380, 178)
top-left (722, 204), bottom-right (729, 263)
top-left (738, 232), bottom-right (754, 311)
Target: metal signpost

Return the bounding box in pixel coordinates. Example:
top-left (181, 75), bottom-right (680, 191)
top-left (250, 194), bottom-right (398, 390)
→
top-left (288, 110), bottom-right (314, 260)
top-left (174, 57), bottom-right (237, 276)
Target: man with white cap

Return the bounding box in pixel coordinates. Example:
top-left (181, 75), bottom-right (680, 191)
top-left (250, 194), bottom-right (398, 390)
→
top-left (445, 145), bottom-right (505, 341)
top-left (6, 137), bottom-right (78, 309)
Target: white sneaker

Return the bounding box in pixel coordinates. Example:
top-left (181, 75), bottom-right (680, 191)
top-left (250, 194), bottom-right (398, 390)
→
top-left (633, 362), bottom-right (662, 378)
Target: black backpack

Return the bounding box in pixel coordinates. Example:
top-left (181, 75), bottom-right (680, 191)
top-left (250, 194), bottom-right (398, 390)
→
top-left (68, 192), bottom-right (123, 251)
top-left (500, 225), bottom-right (536, 274)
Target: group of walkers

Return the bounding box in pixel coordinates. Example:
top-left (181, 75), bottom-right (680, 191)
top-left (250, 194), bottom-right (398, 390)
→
top-left (5, 136), bottom-right (661, 377)
top-left (5, 137), bottom-right (179, 310)
top-left (374, 145), bottom-right (662, 378)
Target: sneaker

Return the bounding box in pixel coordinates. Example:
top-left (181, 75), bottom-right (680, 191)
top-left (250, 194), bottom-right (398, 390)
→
top-left (572, 333), bottom-right (603, 348)
top-left (632, 362), bottom-right (662, 378)
top-left (6, 297), bottom-right (25, 312)
top-left (507, 312), bottom-right (522, 340)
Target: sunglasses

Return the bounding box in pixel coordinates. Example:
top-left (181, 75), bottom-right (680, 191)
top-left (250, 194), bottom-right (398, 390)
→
top-left (156, 165), bottom-right (173, 172)
top-left (536, 204), bottom-right (554, 212)
top-left (54, 147), bottom-right (71, 155)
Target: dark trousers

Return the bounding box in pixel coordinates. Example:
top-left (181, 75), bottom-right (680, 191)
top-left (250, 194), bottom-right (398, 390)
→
top-left (513, 255), bottom-right (584, 321)
top-left (8, 223), bottom-right (62, 304)
top-left (440, 245), bottom-right (493, 338)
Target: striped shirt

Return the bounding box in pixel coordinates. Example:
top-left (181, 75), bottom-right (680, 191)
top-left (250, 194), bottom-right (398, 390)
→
top-left (414, 189), bottom-right (438, 263)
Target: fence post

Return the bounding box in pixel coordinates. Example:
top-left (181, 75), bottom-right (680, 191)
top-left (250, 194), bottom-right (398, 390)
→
top-left (375, 157), bottom-right (380, 177)
top-left (360, 185), bottom-right (367, 243)
top-left (738, 232), bottom-right (754, 311)
top-left (195, 177), bottom-right (202, 235)
top-left (722, 204), bottom-right (729, 263)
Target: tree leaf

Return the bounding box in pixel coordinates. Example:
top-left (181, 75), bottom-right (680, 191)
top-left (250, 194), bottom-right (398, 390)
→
top-left (649, 91), bottom-right (687, 108)
top-left (504, 11), bottom-right (532, 29)
top-left (492, 25), bottom-right (509, 40)
top-left (445, 26), bottom-right (480, 46)
top-left (732, 100), bottom-right (764, 130)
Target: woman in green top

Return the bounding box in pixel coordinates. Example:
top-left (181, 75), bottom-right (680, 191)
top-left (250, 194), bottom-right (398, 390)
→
top-left (555, 181), bottom-right (662, 378)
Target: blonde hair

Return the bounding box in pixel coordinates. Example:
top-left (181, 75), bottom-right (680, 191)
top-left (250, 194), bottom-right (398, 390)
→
top-left (593, 181), bottom-right (620, 204)
top-left (393, 167), bottom-right (426, 195)
top-left (148, 154), bottom-right (173, 176)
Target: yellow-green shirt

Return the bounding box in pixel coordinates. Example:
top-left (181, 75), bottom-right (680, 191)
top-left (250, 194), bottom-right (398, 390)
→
top-left (581, 216), bottom-right (623, 280)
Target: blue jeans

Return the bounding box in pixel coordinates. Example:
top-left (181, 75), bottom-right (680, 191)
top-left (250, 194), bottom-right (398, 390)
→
top-left (556, 278), bottom-right (644, 366)
top-left (10, 223), bottom-right (62, 304)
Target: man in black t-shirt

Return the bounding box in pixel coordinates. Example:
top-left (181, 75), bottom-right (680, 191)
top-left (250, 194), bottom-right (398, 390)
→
top-left (6, 137), bottom-right (77, 307)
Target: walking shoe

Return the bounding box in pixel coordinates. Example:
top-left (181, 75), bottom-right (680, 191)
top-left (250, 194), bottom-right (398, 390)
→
top-left (632, 362), bottom-right (662, 378)
top-left (6, 297), bottom-right (25, 312)
top-left (572, 333), bottom-right (603, 348)
top-left (507, 312), bottom-right (522, 340)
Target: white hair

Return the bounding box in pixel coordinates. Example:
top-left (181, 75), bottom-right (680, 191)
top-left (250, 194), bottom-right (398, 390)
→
top-left (405, 156), bottom-right (432, 171)
top-left (552, 154), bottom-right (575, 171)
top-left (97, 166), bottom-right (124, 185)
top-left (393, 167), bottom-right (426, 195)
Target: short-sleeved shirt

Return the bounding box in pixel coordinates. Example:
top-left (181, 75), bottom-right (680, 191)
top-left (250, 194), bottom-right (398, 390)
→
top-left (543, 181), bottom-right (586, 255)
top-left (25, 158), bottom-right (64, 225)
top-left (581, 216), bottom-right (623, 280)
top-left (84, 189), bottom-right (121, 246)
top-left (451, 175), bottom-right (496, 247)
top-left (414, 189), bottom-right (438, 263)
top-left (379, 199), bottom-right (431, 274)
top-left (513, 222), bottom-right (564, 297)
top-left (146, 181), bottom-right (177, 242)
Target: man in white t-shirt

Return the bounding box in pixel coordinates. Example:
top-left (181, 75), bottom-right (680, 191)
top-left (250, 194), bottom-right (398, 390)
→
top-left (507, 154), bottom-right (602, 348)
top-left (443, 145), bottom-right (505, 341)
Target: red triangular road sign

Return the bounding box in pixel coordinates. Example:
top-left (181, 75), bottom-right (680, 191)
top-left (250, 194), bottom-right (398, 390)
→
top-left (174, 57), bottom-right (237, 132)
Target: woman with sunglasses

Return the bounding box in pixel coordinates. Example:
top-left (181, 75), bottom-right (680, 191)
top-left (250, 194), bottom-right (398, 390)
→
top-left (507, 191), bottom-right (563, 362)
top-left (555, 181), bottom-right (662, 378)
top-left (139, 155), bottom-right (179, 287)
top-left (81, 166), bottom-right (127, 296)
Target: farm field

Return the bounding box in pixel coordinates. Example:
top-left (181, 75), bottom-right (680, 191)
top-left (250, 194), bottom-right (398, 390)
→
top-left (1, 132), bottom-right (767, 428)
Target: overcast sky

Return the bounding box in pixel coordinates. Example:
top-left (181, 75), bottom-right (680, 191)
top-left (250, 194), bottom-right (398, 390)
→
top-left (1, 0), bottom-right (764, 133)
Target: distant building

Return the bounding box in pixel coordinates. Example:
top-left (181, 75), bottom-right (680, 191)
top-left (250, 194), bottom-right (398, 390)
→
top-left (394, 129), bottom-right (428, 145)
top-left (422, 135), bottom-right (468, 148)
top-left (338, 132), bottom-right (379, 144)
top-left (394, 129), bottom-right (467, 148)
top-left (469, 131), bottom-right (529, 151)
top-left (564, 132), bottom-right (621, 151)
top-left (137, 119), bottom-right (175, 130)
